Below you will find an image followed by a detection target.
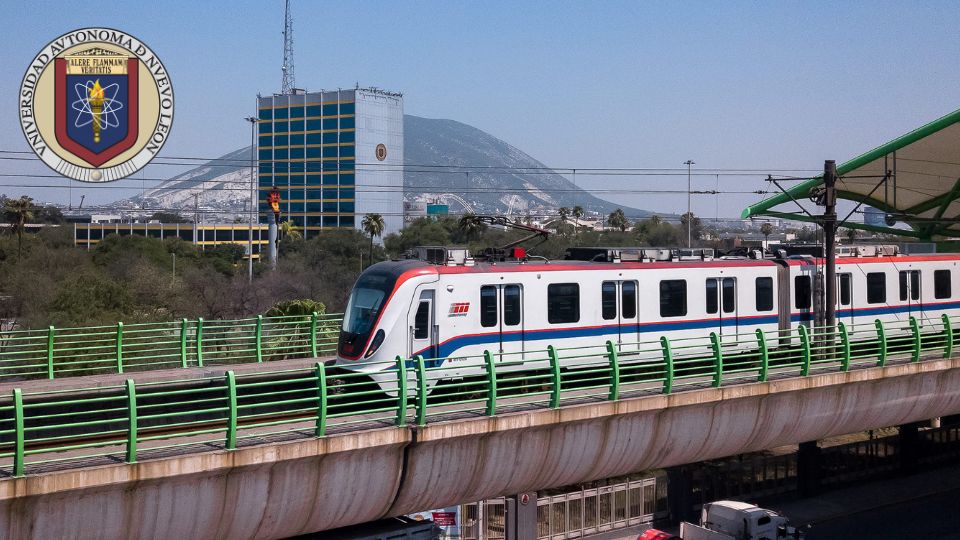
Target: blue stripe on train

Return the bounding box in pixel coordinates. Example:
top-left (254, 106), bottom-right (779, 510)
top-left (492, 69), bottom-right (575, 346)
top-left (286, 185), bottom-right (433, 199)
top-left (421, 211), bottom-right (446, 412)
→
top-left (413, 302), bottom-right (960, 368)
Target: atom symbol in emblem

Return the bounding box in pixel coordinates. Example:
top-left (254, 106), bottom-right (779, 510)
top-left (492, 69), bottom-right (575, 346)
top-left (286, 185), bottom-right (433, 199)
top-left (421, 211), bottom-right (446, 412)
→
top-left (71, 81), bottom-right (124, 130)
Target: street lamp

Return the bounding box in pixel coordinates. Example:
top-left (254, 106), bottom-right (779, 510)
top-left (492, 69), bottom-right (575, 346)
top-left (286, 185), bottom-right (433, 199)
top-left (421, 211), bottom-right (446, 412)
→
top-left (244, 116), bottom-right (258, 283)
top-left (684, 160), bottom-right (695, 248)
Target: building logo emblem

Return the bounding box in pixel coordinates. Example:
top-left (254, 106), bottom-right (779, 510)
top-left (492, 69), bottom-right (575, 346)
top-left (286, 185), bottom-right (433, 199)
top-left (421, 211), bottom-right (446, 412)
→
top-left (19, 28), bottom-right (174, 182)
top-left (375, 143), bottom-right (387, 161)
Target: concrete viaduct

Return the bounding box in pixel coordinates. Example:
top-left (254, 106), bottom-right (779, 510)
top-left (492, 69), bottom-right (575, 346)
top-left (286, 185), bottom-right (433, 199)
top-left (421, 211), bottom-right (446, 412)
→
top-left (0, 357), bottom-right (958, 539)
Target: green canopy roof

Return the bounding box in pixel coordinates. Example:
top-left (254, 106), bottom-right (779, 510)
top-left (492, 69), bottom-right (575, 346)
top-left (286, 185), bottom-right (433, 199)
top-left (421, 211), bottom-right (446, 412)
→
top-left (742, 108), bottom-right (960, 239)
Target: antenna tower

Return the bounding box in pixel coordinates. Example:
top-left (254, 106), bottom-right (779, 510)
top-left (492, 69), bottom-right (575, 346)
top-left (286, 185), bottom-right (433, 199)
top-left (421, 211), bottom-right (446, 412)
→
top-left (281, 0), bottom-right (295, 93)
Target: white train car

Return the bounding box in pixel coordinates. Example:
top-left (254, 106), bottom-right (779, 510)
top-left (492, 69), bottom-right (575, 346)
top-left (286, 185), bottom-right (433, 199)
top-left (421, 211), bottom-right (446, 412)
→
top-left (336, 247), bottom-right (960, 392)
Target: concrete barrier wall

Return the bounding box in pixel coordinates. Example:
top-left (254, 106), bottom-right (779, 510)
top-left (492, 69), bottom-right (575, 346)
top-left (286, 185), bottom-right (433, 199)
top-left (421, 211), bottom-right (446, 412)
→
top-left (2, 359), bottom-right (959, 539)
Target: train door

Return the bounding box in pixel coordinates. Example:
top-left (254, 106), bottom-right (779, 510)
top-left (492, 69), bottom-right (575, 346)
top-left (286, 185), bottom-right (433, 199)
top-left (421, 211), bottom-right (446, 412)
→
top-left (602, 280), bottom-right (639, 353)
top-left (706, 277), bottom-right (739, 344)
top-left (409, 290), bottom-right (436, 359)
top-left (620, 281), bottom-right (639, 352)
top-left (838, 273), bottom-right (854, 324)
top-left (899, 270), bottom-right (923, 323)
top-left (500, 284), bottom-right (525, 356)
top-left (480, 284), bottom-right (524, 355)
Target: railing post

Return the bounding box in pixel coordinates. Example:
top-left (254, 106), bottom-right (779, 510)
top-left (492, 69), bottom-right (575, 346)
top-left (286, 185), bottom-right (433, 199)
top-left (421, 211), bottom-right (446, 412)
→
top-left (196, 318), bottom-right (204, 367)
top-left (125, 379), bottom-right (137, 463)
top-left (12, 388), bottom-right (24, 477)
top-left (395, 356), bottom-right (408, 426)
top-left (909, 316), bottom-right (922, 362)
top-left (225, 370), bottom-right (237, 449)
top-left (484, 350), bottom-right (498, 416)
top-left (943, 314), bottom-right (954, 359)
top-left (709, 332), bottom-right (723, 388)
top-left (875, 319), bottom-right (888, 367)
top-left (310, 311), bottom-right (319, 357)
top-left (255, 315), bottom-right (264, 363)
top-left (838, 322), bottom-right (851, 372)
top-left (414, 355), bottom-right (427, 426)
top-left (798, 325), bottom-right (811, 376)
top-left (46, 325), bottom-right (55, 380)
top-left (605, 341), bottom-right (620, 401)
top-left (116, 322), bottom-right (124, 374)
top-left (547, 345), bottom-right (562, 408)
top-left (660, 336), bottom-right (674, 394)
top-left (756, 329), bottom-right (769, 382)
top-left (315, 362), bottom-right (327, 437)
top-left (179, 318), bottom-right (189, 368)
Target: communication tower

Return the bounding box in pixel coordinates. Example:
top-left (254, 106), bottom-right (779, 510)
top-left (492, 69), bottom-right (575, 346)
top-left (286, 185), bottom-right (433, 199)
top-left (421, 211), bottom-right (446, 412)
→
top-left (281, 0), bottom-right (295, 94)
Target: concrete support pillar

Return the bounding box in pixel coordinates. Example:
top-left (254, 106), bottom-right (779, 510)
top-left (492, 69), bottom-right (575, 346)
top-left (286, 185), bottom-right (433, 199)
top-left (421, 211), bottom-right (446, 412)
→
top-left (268, 221), bottom-right (278, 269)
top-left (797, 441), bottom-right (821, 497)
top-left (505, 492), bottom-right (537, 540)
top-left (666, 465), bottom-right (695, 525)
top-left (899, 422), bottom-right (922, 473)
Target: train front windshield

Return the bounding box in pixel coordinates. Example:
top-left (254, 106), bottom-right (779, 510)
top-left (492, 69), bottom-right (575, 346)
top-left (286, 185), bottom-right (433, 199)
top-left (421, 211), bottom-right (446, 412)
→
top-left (339, 269), bottom-right (396, 358)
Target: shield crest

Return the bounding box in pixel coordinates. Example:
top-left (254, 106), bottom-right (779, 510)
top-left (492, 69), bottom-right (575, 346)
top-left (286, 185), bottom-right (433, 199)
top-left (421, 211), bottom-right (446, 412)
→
top-left (54, 48), bottom-right (139, 167)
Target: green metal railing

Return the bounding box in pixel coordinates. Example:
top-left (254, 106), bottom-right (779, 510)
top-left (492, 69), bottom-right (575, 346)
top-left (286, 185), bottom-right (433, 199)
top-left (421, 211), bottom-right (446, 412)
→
top-left (0, 313), bottom-right (342, 381)
top-left (0, 315), bottom-right (957, 477)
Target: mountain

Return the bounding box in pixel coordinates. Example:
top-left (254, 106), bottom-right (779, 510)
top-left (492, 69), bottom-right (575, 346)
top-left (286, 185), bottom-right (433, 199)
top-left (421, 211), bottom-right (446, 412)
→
top-left (116, 115), bottom-right (650, 218)
top-left (404, 115), bottom-right (647, 216)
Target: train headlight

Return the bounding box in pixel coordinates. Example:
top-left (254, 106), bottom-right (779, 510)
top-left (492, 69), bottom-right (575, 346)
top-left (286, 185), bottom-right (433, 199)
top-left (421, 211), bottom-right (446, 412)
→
top-left (364, 329), bottom-right (385, 358)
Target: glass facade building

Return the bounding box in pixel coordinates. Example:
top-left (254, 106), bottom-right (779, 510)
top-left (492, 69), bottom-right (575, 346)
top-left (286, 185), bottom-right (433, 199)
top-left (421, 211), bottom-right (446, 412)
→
top-left (256, 88), bottom-right (404, 238)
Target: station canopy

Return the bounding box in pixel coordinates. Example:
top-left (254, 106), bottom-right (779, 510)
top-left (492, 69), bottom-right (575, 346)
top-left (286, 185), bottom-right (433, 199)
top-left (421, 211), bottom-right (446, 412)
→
top-left (742, 108), bottom-right (960, 239)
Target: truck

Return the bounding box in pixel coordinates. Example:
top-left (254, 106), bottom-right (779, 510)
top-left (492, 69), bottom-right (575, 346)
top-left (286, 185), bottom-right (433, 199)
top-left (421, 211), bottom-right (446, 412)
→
top-left (640, 500), bottom-right (807, 540)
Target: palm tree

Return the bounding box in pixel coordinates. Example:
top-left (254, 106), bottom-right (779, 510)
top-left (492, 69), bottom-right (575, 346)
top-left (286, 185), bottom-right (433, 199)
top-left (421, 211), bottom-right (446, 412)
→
top-left (607, 208), bottom-right (628, 232)
top-left (760, 222), bottom-right (774, 246)
top-left (558, 207), bottom-right (569, 223)
top-left (572, 206), bottom-right (584, 236)
top-left (361, 213), bottom-right (385, 267)
top-left (3, 196), bottom-right (34, 261)
top-left (279, 220), bottom-right (302, 240)
top-left (649, 214), bottom-right (662, 226)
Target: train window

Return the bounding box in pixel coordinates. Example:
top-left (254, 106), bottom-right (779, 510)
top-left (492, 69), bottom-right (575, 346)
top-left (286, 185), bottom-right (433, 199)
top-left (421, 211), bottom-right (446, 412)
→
top-left (659, 280), bottom-right (687, 317)
top-left (935, 270), bottom-right (952, 299)
top-left (503, 285), bottom-right (522, 326)
top-left (722, 278), bottom-right (736, 313)
top-left (548, 283), bottom-right (580, 324)
top-left (706, 280), bottom-right (718, 314)
top-left (622, 281), bottom-right (638, 319)
top-left (602, 282), bottom-right (617, 320)
top-left (480, 286), bottom-right (498, 327)
top-left (794, 276), bottom-right (811, 310)
top-left (839, 273), bottom-right (851, 306)
top-left (867, 272), bottom-right (886, 304)
top-left (756, 277), bottom-right (774, 312)
top-left (414, 302), bottom-right (430, 339)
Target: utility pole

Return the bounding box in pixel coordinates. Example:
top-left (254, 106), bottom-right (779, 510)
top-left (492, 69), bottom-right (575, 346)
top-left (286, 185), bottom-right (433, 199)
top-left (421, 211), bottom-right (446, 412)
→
top-left (684, 160), bottom-right (695, 248)
top-left (244, 116), bottom-right (257, 284)
top-left (823, 160), bottom-right (838, 329)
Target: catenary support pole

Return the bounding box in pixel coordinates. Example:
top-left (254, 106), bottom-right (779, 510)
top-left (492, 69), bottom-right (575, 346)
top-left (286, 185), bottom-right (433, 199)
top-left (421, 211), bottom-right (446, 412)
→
top-left (824, 160), bottom-right (838, 329)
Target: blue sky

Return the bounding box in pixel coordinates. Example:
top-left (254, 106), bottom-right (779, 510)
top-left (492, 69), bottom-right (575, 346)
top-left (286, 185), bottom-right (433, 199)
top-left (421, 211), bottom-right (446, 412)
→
top-left (1, 0), bottom-right (959, 217)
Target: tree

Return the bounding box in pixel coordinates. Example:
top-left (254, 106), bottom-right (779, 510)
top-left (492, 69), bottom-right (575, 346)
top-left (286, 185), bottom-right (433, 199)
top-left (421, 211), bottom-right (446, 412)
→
top-left (361, 213), bottom-right (385, 266)
top-left (572, 206), bottom-right (584, 237)
top-left (607, 208), bottom-right (628, 232)
top-left (3, 196), bottom-right (35, 261)
top-left (35, 206), bottom-right (65, 224)
top-left (279, 220), bottom-right (302, 240)
top-left (680, 212), bottom-right (703, 244)
top-left (648, 214), bottom-right (662, 226)
top-left (558, 207), bottom-right (569, 223)
top-left (457, 213), bottom-right (487, 242)
top-left (845, 227), bottom-right (858, 244)
top-left (149, 211), bottom-right (188, 223)
top-left (760, 222), bottom-right (774, 245)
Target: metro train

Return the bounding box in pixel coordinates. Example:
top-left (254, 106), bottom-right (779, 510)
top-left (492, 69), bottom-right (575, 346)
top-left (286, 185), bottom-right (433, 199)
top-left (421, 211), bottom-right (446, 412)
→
top-left (335, 245), bottom-right (960, 392)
